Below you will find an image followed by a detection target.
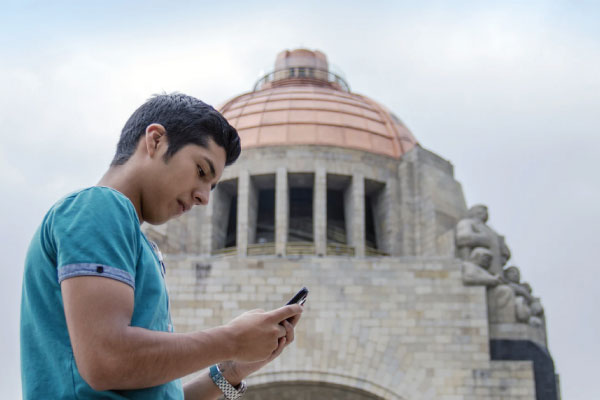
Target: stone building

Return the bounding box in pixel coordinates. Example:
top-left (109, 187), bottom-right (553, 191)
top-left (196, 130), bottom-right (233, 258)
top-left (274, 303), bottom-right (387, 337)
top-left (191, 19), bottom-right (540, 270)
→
top-left (144, 49), bottom-right (560, 400)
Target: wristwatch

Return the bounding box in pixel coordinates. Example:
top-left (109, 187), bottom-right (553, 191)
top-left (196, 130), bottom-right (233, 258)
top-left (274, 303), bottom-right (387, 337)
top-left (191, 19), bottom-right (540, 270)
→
top-left (209, 364), bottom-right (247, 399)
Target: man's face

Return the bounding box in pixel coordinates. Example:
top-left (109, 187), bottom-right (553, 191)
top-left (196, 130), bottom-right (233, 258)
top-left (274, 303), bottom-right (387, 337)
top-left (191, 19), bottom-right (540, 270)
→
top-left (141, 137), bottom-right (226, 225)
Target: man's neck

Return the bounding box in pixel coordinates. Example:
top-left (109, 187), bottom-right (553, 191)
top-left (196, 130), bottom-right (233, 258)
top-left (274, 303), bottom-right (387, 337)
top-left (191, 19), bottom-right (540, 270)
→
top-left (97, 165), bottom-right (144, 224)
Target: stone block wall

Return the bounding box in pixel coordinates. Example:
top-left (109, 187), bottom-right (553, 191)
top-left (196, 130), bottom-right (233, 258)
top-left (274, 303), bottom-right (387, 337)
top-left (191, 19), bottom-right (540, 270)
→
top-left (397, 147), bottom-right (467, 257)
top-left (163, 254), bottom-right (536, 400)
top-left (141, 143), bottom-right (558, 399)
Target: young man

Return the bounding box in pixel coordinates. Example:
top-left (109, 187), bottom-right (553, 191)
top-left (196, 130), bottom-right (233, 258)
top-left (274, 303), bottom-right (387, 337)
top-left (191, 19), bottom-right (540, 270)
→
top-left (20, 93), bottom-right (303, 399)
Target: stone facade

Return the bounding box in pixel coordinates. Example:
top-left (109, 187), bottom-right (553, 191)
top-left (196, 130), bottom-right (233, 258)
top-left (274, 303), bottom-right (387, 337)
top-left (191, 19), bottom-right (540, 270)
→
top-left (143, 49), bottom-right (559, 399)
top-left (144, 144), bottom-right (557, 399)
top-left (147, 145), bottom-right (468, 257)
top-left (160, 254), bottom-right (536, 400)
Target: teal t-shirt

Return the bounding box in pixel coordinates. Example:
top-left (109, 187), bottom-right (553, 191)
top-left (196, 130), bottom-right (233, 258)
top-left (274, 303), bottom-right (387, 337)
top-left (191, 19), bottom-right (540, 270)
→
top-left (20, 187), bottom-right (183, 399)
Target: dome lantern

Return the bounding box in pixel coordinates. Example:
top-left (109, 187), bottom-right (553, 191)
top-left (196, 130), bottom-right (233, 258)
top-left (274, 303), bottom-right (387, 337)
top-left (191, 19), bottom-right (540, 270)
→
top-left (221, 48), bottom-right (418, 159)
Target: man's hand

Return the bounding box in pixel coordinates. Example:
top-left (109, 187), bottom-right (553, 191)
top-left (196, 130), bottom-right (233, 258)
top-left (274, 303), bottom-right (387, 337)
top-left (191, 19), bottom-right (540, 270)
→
top-left (225, 304), bottom-right (303, 363)
top-left (220, 305), bottom-right (303, 384)
top-left (183, 304), bottom-right (303, 399)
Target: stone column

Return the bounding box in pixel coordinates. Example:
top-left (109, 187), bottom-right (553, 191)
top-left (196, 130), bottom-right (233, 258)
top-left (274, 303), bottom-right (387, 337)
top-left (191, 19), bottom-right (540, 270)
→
top-left (237, 170), bottom-right (249, 257)
top-left (384, 178), bottom-right (400, 256)
top-left (247, 177), bottom-right (258, 247)
top-left (346, 173), bottom-right (365, 257)
top-left (313, 166), bottom-right (327, 256)
top-left (275, 167), bottom-right (288, 256)
top-left (397, 152), bottom-right (418, 256)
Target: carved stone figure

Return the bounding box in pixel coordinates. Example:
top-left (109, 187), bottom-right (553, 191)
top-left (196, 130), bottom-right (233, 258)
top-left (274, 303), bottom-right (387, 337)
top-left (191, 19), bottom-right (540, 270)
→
top-left (499, 235), bottom-right (511, 266)
top-left (456, 205), bottom-right (511, 275)
top-left (487, 265), bottom-right (544, 326)
top-left (462, 247), bottom-right (501, 286)
top-left (529, 299), bottom-right (544, 327)
top-left (487, 283), bottom-right (516, 324)
top-left (521, 282), bottom-right (544, 327)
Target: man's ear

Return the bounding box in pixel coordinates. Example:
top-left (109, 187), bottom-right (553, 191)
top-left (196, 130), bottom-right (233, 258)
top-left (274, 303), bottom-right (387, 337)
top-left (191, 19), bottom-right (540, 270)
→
top-left (144, 124), bottom-right (167, 158)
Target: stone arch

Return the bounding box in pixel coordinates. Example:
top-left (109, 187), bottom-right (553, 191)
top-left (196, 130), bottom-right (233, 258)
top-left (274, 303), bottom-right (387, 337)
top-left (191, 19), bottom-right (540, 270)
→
top-left (244, 371), bottom-right (406, 400)
top-left (244, 381), bottom-right (386, 400)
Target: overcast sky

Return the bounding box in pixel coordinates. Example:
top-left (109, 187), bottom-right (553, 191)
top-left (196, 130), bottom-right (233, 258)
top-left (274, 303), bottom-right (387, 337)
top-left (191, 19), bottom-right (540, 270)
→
top-left (1, 1), bottom-right (598, 399)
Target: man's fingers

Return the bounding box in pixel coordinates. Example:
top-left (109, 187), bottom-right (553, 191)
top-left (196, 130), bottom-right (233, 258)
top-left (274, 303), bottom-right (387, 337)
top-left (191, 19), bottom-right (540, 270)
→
top-left (276, 323), bottom-right (287, 338)
top-left (271, 337), bottom-right (286, 359)
top-left (287, 312), bottom-right (302, 327)
top-left (282, 319), bottom-right (295, 344)
top-left (268, 304), bottom-right (303, 323)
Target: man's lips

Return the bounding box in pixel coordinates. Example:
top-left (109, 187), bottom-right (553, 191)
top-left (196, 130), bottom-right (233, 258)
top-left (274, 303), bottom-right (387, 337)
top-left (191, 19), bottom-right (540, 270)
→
top-left (177, 200), bottom-right (189, 214)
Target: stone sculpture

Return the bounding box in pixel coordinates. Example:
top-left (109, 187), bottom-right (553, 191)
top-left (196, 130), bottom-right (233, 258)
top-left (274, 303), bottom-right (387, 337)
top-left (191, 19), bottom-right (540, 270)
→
top-left (456, 205), bottom-right (511, 275)
top-left (456, 206), bottom-right (544, 327)
top-left (462, 247), bottom-right (502, 286)
top-left (487, 266), bottom-right (544, 326)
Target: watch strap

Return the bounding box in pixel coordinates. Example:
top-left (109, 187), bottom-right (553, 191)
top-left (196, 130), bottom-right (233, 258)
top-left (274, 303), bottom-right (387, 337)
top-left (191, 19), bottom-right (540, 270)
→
top-left (209, 364), bottom-right (247, 399)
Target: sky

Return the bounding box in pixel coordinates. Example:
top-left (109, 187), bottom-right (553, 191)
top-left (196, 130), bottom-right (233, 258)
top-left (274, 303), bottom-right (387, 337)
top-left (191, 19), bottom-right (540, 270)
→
top-left (1, 0), bottom-right (598, 398)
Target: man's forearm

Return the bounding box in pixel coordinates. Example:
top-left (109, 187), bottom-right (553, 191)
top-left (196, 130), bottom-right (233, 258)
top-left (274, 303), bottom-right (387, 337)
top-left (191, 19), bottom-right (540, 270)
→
top-left (85, 325), bottom-right (235, 391)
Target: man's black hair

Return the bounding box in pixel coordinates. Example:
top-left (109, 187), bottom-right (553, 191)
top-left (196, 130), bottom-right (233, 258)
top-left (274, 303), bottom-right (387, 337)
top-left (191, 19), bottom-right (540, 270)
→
top-left (111, 93), bottom-right (241, 166)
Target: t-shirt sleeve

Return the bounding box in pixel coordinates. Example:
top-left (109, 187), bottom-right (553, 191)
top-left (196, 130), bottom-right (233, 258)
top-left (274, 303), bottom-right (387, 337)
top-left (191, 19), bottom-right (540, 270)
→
top-left (53, 188), bottom-right (140, 290)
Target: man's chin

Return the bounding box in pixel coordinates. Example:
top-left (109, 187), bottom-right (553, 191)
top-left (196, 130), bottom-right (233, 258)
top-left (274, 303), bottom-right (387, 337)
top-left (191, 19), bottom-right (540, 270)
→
top-left (144, 214), bottom-right (172, 226)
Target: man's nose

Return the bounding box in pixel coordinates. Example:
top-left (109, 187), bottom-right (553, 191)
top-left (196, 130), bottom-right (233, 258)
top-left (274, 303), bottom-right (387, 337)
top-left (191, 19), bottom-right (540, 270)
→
top-left (193, 185), bottom-right (210, 206)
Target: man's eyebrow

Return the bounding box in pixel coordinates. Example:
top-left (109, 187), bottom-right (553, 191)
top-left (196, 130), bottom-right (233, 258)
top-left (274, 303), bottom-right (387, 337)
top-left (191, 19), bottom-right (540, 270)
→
top-left (204, 157), bottom-right (217, 191)
top-left (204, 157), bottom-right (216, 178)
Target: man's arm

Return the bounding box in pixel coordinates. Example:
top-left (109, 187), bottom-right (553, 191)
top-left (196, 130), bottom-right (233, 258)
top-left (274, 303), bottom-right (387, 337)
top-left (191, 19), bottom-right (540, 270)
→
top-left (61, 276), bottom-right (302, 392)
top-left (183, 313), bottom-right (300, 400)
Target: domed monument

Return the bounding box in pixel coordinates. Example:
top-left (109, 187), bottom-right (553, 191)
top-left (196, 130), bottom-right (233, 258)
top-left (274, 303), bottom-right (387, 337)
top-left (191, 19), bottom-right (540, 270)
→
top-left (145, 49), bottom-right (559, 400)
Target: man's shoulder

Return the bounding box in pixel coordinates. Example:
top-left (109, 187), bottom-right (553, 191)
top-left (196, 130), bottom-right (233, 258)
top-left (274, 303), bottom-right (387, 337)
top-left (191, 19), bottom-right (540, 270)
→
top-left (43, 186), bottom-right (140, 242)
top-left (42, 186), bottom-right (143, 279)
top-left (57, 185), bottom-right (129, 205)
top-left (51, 186), bottom-right (135, 217)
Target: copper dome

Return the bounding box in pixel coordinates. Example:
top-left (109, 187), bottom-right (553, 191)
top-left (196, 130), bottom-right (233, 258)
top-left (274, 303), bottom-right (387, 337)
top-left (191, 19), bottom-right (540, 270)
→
top-left (220, 49), bottom-right (417, 159)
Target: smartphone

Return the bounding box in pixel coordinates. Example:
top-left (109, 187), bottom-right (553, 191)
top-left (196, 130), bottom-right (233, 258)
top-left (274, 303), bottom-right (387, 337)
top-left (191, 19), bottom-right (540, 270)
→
top-left (286, 286), bottom-right (309, 306)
